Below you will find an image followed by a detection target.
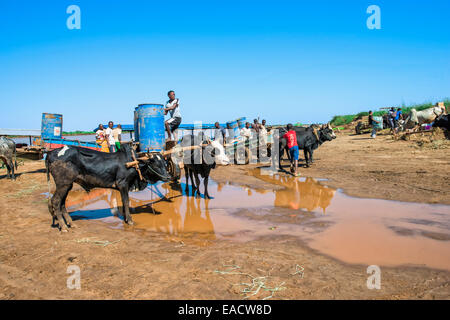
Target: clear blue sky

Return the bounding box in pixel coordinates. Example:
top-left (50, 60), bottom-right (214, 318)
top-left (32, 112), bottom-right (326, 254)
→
top-left (1, 0), bottom-right (449, 131)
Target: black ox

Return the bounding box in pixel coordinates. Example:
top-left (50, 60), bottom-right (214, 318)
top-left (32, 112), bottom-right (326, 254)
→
top-left (278, 124), bottom-right (336, 169)
top-left (46, 143), bottom-right (171, 231)
top-left (0, 136), bottom-right (18, 180)
top-left (433, 114), bottom-right (450, 139)
top-left (180, 133), bottom-right (221, 199)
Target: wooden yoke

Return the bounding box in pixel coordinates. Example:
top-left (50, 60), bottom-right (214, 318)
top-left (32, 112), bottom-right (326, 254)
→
top-left (125, 145), bottom-right (203, 168)
top-left (131, 151), bottom-right (144, 180)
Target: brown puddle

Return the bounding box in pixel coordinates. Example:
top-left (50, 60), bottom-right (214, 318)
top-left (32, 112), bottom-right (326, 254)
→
top-left (63, 168), bottom-right (450, 271)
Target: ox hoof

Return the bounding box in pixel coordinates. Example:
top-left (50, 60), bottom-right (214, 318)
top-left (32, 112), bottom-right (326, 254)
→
top-left (60, 228), bottom-right (68, 233)
top-left (126, 220), bottom-right (134, 226)
top-left (69, 223), bottom-right (77, 229)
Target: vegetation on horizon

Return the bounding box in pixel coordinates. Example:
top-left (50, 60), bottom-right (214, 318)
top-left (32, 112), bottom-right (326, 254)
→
top-left (62, 131), bottom-right (94, 136)
top-left (330, 98), bottom-right (449, 126)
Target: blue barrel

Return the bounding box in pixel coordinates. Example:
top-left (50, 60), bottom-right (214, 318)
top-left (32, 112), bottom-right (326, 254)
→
top-left (41, 113), bottom-right (63, 140)
top-left (134, 107), bottom-right (139, 142)
top-left (226, 120), bottom-right (239, 138)
top-left (237, 117), bottom-right (246, 129)
top-left (137, 104), bottom-right (165, 152)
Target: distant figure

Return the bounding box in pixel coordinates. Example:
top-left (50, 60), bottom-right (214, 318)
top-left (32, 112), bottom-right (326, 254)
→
top-left (388, 107), bottom-right (396, 133)
top-left (95, 124), bottom-right (109, 153)
top-left (113, 124), bottom-right (122, 150)
top-left (260, 119), bottom-right (268, 142)
top-left (252, 118), bottom-right (260, 133)
top-left (394, 108), bottom-right (402, 132)
top-left (259, 119), bottom-right (268, 157)
top-left (214, 122), bottom-right (226, 145)
top-left (368, 111), bottom-right (380, 138)
top-left (105, 121), bottom-right (116, 153)
top-left (261, 119), bottom-right (267, 128)
top-left (240, 122), bottom-right (252, 140)
top-left (395, 108), bottom-right (402, 121)
top-left (164, 90), bottom-right (182, 141)
top-left (282, 123), bottom-right (300, 176)
top-left (225, 123), bottom-right (234, 143)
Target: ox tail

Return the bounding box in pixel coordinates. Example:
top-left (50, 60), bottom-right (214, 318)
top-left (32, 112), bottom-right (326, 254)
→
top-left (45, 153), bottom-right (51, 201)
top-left (14, 145), bottom-right (18, 170)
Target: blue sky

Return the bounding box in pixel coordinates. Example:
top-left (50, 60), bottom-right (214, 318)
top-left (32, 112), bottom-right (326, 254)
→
top-left (0, 0), bottom-right (449, 131)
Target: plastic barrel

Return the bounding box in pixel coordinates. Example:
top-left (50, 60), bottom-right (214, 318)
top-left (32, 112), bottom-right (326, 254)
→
top-left (236, 117), bottom-right (246, 129)
top-left (373, 116), bottom-right (383, 130)
top-left (134, 107), bottom-right (139, 142)
top-left (226, 120), bottom-right (239, 138)
top-left (137, 104), bottom-right (165, 152)
top-left (41, 113), bottom-right (63, 140)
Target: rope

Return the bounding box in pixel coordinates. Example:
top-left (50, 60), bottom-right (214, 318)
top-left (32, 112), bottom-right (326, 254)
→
top-left (146, 162), bottom-right (169, 180)
top-left (214, 264), bottom-right (286, 300)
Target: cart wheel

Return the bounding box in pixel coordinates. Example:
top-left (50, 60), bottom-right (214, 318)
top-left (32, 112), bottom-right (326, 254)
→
top-left (167, 158), bottom-right (181, 181)
top-left (355, 122), bottom-right (362, 135)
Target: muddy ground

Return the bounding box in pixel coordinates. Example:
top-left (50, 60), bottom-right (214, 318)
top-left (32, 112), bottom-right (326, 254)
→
top-left (0, 132), bottom-right (449, 299)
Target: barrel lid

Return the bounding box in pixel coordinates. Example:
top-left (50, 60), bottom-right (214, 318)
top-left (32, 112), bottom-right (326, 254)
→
top-left (138, 103), bottom-right (164, 107)
top-left (42, 113), bottom-right (63, 117)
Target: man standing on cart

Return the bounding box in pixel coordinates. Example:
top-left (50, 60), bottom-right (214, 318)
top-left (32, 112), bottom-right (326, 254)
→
top-left (164, 90), bottom-right (182, 141)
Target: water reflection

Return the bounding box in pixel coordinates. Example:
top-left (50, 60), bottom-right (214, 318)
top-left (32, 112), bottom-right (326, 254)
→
top-left (66, 182), bottom-right (217, 241)
top-left (247, 169), bottom-right (335, 213)
top-left (61, 168), bottom-right (450, 270)
top-left (65, 172), bottom-right (336, 236)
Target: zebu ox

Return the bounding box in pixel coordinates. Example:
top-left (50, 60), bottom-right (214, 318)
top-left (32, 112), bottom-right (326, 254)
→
top-left (278, 124), bottom-right (336, 168)
top-left (180, 133), bottom-right (231, 199)
top-left (403, 105), bottom-right (446, 132)
top-left (46, 143), bottom-right (171, 231)
top-left (0, 136), bottom-right (18, 180)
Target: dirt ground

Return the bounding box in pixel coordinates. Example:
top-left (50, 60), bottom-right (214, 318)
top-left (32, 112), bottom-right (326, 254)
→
top-left (0, 131), bottom-right (449, 300)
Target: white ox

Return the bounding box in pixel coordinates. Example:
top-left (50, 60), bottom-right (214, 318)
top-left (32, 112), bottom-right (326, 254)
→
top-left (403, 105), bottom-right (446, 131)
top-left (210, 140), bottom-right (231, 165)
top-left (171, 139), bottom-right (231, 166)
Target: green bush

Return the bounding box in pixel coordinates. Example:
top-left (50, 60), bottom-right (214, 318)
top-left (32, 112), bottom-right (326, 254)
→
top-left (356, 111), bottom-right (369, 117)
top-left (330, 115), bottom-right (355, 126)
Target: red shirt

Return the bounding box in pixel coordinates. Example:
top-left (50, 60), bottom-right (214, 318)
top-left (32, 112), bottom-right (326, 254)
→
top-left (283, 130), bottom-right (298, 149)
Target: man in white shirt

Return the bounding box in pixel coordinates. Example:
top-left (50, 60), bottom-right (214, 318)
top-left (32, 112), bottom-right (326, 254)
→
top-left (240, 122), bottom-right (252, 140)
top-left (105, 121), bottom-right (116, 153)
top-left (112, 124), bottom-right (122, 150)
top-left (225, 123), bottom-right (234, 143)
top-left (164, 90), bottom-right (182, 141)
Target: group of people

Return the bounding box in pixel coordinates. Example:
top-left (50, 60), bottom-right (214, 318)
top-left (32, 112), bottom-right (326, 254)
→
top-left (95, 90), bottom-right (182, 154)
top-left (368, 107), bottom-right (403, 138)
top-left (387, 107), bottom-right (403, 134)
top-left (212, 118), bottom-right (268, 146)
top-left (95, 122), bottom-right (122, 153)
top-left (93, 93), bottom-right (305, 177)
